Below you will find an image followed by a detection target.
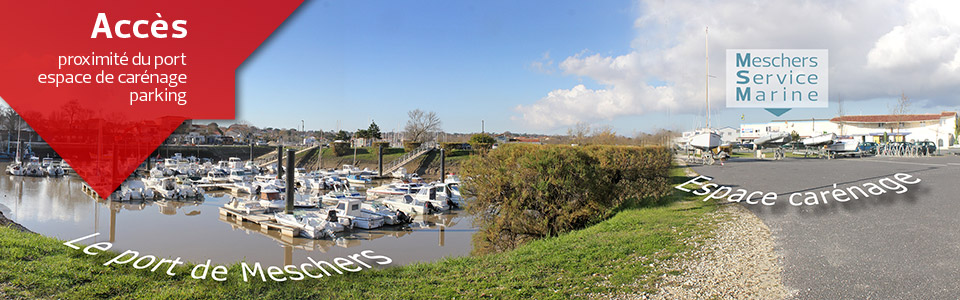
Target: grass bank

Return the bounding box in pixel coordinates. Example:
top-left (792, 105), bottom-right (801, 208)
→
top-left (0, 166), bottom-right (715, 299)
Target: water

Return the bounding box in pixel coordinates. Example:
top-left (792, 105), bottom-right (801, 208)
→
top-left (0, 167), bottom-right (476, 268)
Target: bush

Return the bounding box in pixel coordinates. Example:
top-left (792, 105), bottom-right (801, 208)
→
top-left (372, 141), bottom-right (391, 152)
top-left (331, 141), bottom-right (351, 156)
top-left (439, 142), bottom-right (464, 153)
top-left (403, 141), bottom-right (422, 152)
top-left (469, 133), bottom-right (495, 150)
top-left (461, 144), bottom-right (672, 254)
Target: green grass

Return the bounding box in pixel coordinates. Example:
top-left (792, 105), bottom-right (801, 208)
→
top-left (0, 166), bottom-right (716, 299)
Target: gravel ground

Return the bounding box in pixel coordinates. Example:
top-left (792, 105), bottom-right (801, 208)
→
top-left (642, 203), bottom-right (789, 299)
top-left (599, 164), bottom-right (788, 299)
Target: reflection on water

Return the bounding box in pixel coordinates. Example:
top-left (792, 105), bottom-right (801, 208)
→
top-left (0, 167), bottom-right (476, 267)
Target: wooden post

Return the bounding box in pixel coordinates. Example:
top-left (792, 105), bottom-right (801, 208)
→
top-left (285, 149), bottom-right (295, 214)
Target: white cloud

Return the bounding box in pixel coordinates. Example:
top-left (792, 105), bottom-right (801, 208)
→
top-left (517, 0), bottom-right (960, 129)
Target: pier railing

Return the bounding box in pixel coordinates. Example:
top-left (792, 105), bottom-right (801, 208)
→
top-left (382, 142), bottom-right (436, 175)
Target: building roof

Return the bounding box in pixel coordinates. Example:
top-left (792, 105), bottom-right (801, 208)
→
top-left (830, 111), bottom-right (956, 123)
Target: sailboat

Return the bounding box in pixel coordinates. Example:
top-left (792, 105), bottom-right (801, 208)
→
top-left (689, 27), bottom-right (722, 151)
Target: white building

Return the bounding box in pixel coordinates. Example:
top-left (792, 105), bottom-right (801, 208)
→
top-left (740, 112), bottom-right (957, 147)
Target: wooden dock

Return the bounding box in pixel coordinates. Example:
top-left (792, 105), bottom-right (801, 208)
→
top-left (218, 207), bottom-right (300, 237)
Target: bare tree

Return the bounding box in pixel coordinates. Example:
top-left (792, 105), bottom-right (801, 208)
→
top-left (0, 107), bottom-right (23, 132)
top-left (891, 92), bottom-right (911, 137)
top-left (404, 109), bottom-right (441, 142)
top-left (590, 125), bottom-right (619, 145)
top-left (567, 122), bottom-right (591, 146)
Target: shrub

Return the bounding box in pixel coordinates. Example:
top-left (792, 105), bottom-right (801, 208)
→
top-left (403, 141), bottom-right (422, 152)
top-left (372, 141), bottom-right (391, 152)
top-left (331, 141), bottom-right (351, 156)
top-left (439, 142), bottom-right (464, 153)
top-left (461, 144), bottom-right (672, 254)
top-left (469, 133), bottom-right (495, 150)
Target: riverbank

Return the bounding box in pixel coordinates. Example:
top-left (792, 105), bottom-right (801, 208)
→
top-left (0, 164), bottom-right (784, 299)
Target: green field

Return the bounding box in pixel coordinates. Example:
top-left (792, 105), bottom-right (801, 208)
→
top-left (0, 166), bottom-right (716, 299)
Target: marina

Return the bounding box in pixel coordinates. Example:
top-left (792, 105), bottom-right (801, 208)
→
top-left (0, 159), bottom-right (476, 267)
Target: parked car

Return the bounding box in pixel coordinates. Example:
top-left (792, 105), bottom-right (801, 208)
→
top-left (915, 141), bottom-right (936, 155)
top-left (858, 142), bottom-right (878, 154)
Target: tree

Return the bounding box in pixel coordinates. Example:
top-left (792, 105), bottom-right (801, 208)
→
top-left (469, 133), bottom-right (496, 150)
top-left (590, 125), bottom-right (618, 145)
top-left (366, 121), bottom-right (382, 140)
top-left (567, 122), bottom-right (591, 146)
top-left (891, 92), bottom-right (911, 136)
top-left (356, 121), bottom-right (382, 140)
top-left (0, 107), bottom-right (24, 132)
top-left (404, 109), bottom-right (441, 142)
top-left (334, 130), bottom-right (351, 141)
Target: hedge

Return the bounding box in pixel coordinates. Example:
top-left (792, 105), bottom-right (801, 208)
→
top-left (331, 141), bottom-right (351, 156)
top-left (461, 144), bottom-right (673, 254)
top-left (403, 141), bottom-right (422, 152)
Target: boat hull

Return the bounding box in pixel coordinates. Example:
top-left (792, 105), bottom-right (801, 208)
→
top-left (690, 132), bottom-right (722, 150)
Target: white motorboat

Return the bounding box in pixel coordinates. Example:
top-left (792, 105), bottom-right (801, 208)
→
top-left (381, 194), bottom-right (438, 215)
top-left (202, 169), bottom-right (230, 184)
top-left (224, 198), bottom-right (267, 214)
top-left (367, 180), bottom-right (425, 197)
top-left (320, 185), bottom-right (366, 205)
top-left (5, 163), bottom-right (23, 176)
top-left (174, 177), bottom-right (203, 198)
top-left (145, 177), bottom-right (180, 199)
top-left (228, 169), bottom-right (254, 183)
top-left (410, 186), bottom-right (453, 211)
top-left (45, 160), bottom-right (65, 177)
top-left (115, 178), bottom-right (155, 200)
top-left (827, 138), bottom-right (860, 152)
top-left (755, 132), bottom-right (792, 147)
top-left (23, 157), bottom-right (45, 177)
top-left (801, 133), bottom-right (836, 147)
top-left (323, 198), bottom-right (385, 229)
top-left (274, 212), bottom-right (345, 239)
top-left (361, 202), bottom-right (411, 225)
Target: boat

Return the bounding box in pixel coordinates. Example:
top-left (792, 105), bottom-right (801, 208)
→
top-left (381, 194), bottom-right (440, 215)
top-left (274, 212), bottom-right (345, 239)
top-left (409, 186), bottom-right (453, 211)
top-left (45, 160), bottom-right (65, 177)
top-left (23, 157), bottom-right (45, 177)
top-left (755, 132), bottom-right (792, 147)
top-left (320, 184), bottom-right (366, 205)
top-left (689, 130), bottom-right (722, 151)
top-left (367, 180), bottom-right (425, 197)
top-left (115, 178), bottom-right (155, 200)
top-left (345, 174), bottom-right (371, 185)
top-left (228, 169), bottom-right (254, 183)
top-left (174, 177), bottom-right (203, 198)
top-left (323, 198), bottom-right (386, 229)
top-left (443, 174), bottom-right (461, 184)
top-left (145, 176), bottom-right (180, 199)
top-left (361, 202), bottom-right (411, 225)
top-left (689, 28), bottom-right (722, 152)
top-left (801, 133), bottom-right (836, 147)
top-left (224, 197), bottom-right (267, 214)
top-left (5, 163), bottom-right (23, 176)
top-left (201, 169), bottom-right (230, 184)
top-left (827, 137), bottom-right (860, 152)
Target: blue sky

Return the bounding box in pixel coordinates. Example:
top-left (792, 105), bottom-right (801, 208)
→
top-left (228, 0), bottom-right (960, 135)
top-left (234, 0), bottom-right (636, 134)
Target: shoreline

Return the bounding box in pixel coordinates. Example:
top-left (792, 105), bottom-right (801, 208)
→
top-left (0, 211), bottom-right (32, 234)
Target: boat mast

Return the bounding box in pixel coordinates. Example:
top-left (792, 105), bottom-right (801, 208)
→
top-left (705, 26), bottom-right (710, 129)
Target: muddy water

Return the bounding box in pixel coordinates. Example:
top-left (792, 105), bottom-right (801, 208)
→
top-left (0, 168), bottom-right (476, 268)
